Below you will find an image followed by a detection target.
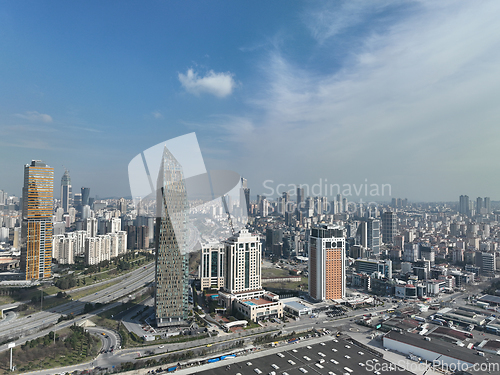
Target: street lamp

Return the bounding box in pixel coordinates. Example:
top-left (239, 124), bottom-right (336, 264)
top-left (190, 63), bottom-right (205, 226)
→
top-left (8, 342), bottom-right (15, 371)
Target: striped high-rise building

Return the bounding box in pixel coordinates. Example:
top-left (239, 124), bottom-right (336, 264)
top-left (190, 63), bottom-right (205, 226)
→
top-left (21, 160), bottom-right (54, 280)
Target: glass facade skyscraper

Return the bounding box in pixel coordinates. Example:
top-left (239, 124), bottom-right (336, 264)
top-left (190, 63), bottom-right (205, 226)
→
top-left (155, 146), bottom-right (189, 327)
top-left (60, 169), bottom-right (72, 213)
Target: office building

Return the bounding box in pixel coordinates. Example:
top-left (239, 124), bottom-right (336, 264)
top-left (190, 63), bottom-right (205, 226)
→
top-left (241, 177), bottom-right (251, 216)
top-left (117, 197), bottom-right (127, 214)
top-left (0, 189), bottom-right (7, 205)
top-left (266, 228), bottom-right (283, 254)
top-left (403, 243), bottom-right (420, 262)
top-left (477, 252), bottom-right (496, 276)
top-left (355, 259), bottom-right (392, 279)
top-left (367, 218), bottom-right (381, 254)
top-left (60, 169), bottom-right (72, 213)
top-left (137, 225), bottom-right (149, 249)
top-left (223, 229), bottom-right (262, 295)
top-left (308, 224), bottom-right (345, 301)
top-left (81, 187), bottom-right (90, 207)
top-left (260, 198), bottom-right (268, 217)
top-left (420, 244), bottom-right (435, 266)
top-left (0, 227), bottom-right (9, 243)
top-left (382, 211), bottom-right (397, 244)
top-left (296, 187), bottom-right (304, 209)
top-left (155, 146), bottom-right (190, 327)
top-left (200, 243), bottom-right (225, 290)
top-left (485, 197), bottom-right (491, 214)
top-left (21, 160), bottom-right (54, 280)
top-left (459, 195), bottom-right (470, 216)
top-left (476, 197), bottom-right (484, 214)
top-left (73, 193), bottom-right (82, 211)
top-left (219, 229), bottom-right (283, 322)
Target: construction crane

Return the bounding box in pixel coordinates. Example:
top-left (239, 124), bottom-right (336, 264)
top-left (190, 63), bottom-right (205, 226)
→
top-left (222, 194), bottom-right (235, 235)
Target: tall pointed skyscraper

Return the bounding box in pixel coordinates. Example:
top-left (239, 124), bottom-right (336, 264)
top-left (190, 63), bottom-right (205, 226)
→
top-left (21, 160), bottom-right (54, 280)
top-left (155, 146), bottom-right (190, 327)
top-left (60, 169), bottom-right (72, 213)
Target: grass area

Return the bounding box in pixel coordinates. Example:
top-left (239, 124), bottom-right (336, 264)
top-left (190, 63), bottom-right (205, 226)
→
top-left (244, 320), bottom-right (261, 329)
top-left (0, 326), bottom-right (100, 374)
top-left (89, 290), bottom-right (154, 348)
top-left (261, 267), bottom-right (290, 278)
top-left (159, 332), bottom-right (209, 345)
top-left (17, 296), bottom-right (72, 317)
top-left (0, 287), bottom-right (44, 305)
top-left (263, 276), bottom-right (308, 291)
top-left (0, 255), bottom-right (153, 310)
top-left (68, 278), bottom-right (122, 300)
top-left (41, 286), bottom-right (63, 295)
top-left (91, 315), bottom-right (120, 332)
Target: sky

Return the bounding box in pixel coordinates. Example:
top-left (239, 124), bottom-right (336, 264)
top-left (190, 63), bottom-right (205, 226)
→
top-left (1, 0), bottom-right (500, 202)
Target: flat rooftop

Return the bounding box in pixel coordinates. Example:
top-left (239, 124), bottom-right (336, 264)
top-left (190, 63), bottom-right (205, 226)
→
top-left (384, 330), bottom-right (490, 366)
top-left (284, 301), bottom-right (311, 311)
top-left (429, 326), bottom-right (470, 340)
top-left (242, 297), bottom-right (275, 306)
top-left (193, 335), bottom-right (412, 375)
top-left (479, 294), bottom-right (500, 305)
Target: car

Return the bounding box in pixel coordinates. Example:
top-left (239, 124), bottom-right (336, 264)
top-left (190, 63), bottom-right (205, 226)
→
top-left (158, 345), bottom-right (164, 349)
top-left (206, 344), bottom-right (212, 347)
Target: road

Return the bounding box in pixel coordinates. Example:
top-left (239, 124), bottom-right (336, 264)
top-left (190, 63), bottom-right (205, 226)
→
top-left (0, 262), bottom-right (155, 353)
top-left (121, 296), bottom-right (155, 338)
top-left (13, 303), bottom-right (390, 374)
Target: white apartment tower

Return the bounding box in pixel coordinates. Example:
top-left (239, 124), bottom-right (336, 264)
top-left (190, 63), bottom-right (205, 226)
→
top-left (200, 243), bottom-right (225, 290)
top-left (223, 229), bottom-right (262, 294)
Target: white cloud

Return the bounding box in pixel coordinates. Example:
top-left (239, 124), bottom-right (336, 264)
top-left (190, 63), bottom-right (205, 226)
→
top-left (225, 0), bottom-right (500, 201)
top-left (304, 1), bottom-right (395, 44)
top-left (178, 69), bottom-right (236, 97)
top-left (152, 111), bottom-right (163, 119)
top-left (14, 111), bottom-right (53, 123)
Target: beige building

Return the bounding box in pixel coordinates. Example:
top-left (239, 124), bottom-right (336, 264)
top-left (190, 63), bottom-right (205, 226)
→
top-left (309, 224), bottom-right (345, 301)
top-left (218, 229), bottom-right (283, 322)
top-left (234, 291), bottom-right (283, 322)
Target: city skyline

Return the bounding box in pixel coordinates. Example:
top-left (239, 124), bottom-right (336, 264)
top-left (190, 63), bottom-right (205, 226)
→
top-left (2, 1), bottom-right (500, 201)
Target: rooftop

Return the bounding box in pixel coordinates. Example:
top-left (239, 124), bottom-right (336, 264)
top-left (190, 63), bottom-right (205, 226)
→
top-left (384, 330), bottom-right (489, 366)
top-left (242, 297), bottom-right (277, 306)
top-left (195, 334), bottom-right (411, 375)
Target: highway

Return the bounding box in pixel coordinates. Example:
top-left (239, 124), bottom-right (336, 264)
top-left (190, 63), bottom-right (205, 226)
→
top-left (0, 262), bottom-right (155, 354)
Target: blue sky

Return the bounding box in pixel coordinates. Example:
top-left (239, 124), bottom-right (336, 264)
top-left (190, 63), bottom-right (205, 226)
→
top-left (1, 0), bottom-right (500, 202)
